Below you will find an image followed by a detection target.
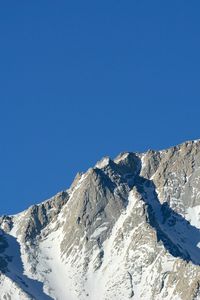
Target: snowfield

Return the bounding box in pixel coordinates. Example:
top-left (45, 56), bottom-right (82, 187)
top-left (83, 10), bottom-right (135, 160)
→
top-left (1, 140), bottom-right (200, 299)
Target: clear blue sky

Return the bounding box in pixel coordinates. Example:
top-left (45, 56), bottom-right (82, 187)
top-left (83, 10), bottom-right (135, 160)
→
top-left (1, 1), bottom-right (200, 214)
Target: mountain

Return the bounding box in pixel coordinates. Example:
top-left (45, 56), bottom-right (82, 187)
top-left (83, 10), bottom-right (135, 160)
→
top-left (1, 140), bottom-right (200, 300)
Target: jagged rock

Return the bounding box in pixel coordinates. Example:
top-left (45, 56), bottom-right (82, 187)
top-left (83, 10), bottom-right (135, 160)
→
top-left (1, 140), bottom-right (200, 299)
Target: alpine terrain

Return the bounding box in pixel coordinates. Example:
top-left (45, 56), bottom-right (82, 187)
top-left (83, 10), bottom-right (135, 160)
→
top-left (1, 140), bottom-right (200, 300)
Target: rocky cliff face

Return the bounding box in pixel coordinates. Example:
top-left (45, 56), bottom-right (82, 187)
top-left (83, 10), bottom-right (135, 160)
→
top-left (1, 140), bottom-right (200, 300)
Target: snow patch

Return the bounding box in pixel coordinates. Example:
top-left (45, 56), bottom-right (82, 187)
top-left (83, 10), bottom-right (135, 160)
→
top-left (186, 206), bottom-right (200, 229)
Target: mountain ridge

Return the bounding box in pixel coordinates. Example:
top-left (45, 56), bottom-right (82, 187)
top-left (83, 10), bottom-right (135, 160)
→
top-left (1, 139), bottom-right (200, 299)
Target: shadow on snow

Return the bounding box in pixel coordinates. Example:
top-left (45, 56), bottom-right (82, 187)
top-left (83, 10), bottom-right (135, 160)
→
top-left (131, 154), bottom-right (200, 265)
top-left (0, 231), bottom-right (53, 300)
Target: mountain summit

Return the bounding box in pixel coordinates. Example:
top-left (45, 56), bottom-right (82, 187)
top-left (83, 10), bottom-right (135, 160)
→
top-left (1, 140), bottom-right (200, 300)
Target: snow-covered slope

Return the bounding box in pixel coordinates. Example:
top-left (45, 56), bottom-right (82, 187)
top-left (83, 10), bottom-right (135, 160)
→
top-left (1, 140), bottom-right (200, 299)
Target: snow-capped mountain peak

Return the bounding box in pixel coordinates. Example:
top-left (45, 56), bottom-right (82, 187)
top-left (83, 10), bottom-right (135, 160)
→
top-left (1, 140), bottom-right (200, 299)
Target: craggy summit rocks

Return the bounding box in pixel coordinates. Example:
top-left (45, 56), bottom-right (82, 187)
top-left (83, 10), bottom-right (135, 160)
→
top-left (1, 140), bottom-right (200, 299)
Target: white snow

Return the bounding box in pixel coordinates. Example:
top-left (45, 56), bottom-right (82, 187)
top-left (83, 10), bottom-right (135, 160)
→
top-left (186, 205), bottom-right (200, 229)
top-left (2, 147), bottom-right (200, 300)
top-left (90, 224), bottom-right (108, 239)
top-left (85, 189), bottom-right (143, 300)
